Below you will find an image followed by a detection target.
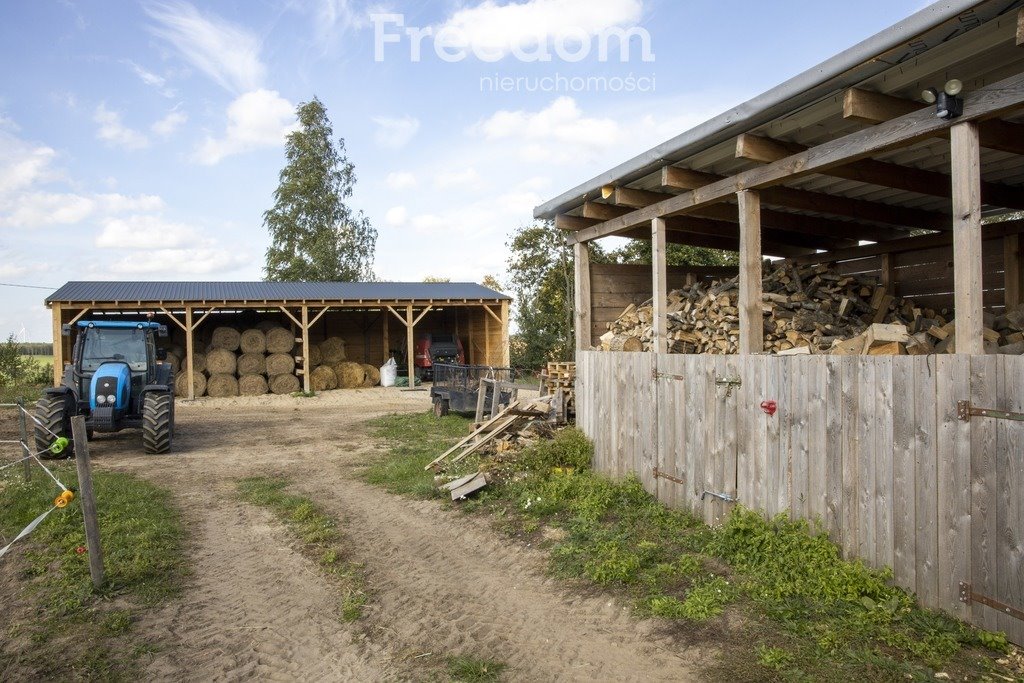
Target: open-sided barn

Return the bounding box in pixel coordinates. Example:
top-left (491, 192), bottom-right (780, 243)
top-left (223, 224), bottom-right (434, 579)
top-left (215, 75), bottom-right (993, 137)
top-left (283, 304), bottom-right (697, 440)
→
top-left (45, 281), bottom-right (510, 398)
top-left (535, 1), bottom-right (1024, 642)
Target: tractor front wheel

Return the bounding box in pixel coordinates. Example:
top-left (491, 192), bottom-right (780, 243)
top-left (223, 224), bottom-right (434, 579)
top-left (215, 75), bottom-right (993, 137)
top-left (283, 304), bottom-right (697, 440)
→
top-left (34, 394), bottom-right (74, 459)
top-left (142, 392), bottom-right (173, 454)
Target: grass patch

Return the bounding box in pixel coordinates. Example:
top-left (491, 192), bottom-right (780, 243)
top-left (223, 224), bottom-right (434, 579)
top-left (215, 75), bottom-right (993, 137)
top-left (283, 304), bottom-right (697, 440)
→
top-left (363, 411), bottom-right (1020, 683)
top-left (0, 463), bottom-right (186, 679)
top-left (237, 476), bottom-right (367, 621)
top-left (446, 654), bottom-right (507, 682)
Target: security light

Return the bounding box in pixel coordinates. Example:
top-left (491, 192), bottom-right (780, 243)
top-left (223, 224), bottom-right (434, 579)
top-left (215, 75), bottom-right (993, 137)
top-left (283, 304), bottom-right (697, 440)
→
top-left (921, 81), bottom-right (963, 119)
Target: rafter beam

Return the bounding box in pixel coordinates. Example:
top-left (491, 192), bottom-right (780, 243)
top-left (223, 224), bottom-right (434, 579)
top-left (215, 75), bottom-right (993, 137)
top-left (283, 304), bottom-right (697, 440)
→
top-left (842, 87), bottom-right (1024, 156)
top-left (1016, 7), bottom-right (1023, 47)
top-left (567, 69), bottom-right (1024, 244)
top-left (554, 214), bottom-right (596, 230)
top-left (618, 225), bottom-right (809, 258)
top-left (738, 132), bottom-right (1024, 209)
top-left (665, 163), bottom-right (947, 230)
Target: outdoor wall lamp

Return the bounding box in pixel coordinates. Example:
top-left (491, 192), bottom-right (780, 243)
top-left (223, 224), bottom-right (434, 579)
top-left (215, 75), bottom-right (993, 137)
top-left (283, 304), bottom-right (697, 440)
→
top-left (921, 79), bottom-right (963, 119)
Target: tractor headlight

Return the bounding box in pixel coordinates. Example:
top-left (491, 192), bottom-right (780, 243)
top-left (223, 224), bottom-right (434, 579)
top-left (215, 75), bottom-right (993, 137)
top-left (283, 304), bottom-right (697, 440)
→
top-left (96, 395), bottom-right (106, 404)
top-left (107, 394), bottom-right (116, 404)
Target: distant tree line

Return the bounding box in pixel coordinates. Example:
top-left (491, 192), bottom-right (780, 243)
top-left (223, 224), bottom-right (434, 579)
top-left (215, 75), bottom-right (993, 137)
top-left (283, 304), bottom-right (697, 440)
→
top-left (18, 343), bottom-right (52, 356)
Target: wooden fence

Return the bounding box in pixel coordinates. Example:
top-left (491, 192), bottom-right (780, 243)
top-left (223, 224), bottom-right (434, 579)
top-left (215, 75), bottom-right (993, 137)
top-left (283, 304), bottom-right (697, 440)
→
top-left (576, 350), bottom-right (1024, 643)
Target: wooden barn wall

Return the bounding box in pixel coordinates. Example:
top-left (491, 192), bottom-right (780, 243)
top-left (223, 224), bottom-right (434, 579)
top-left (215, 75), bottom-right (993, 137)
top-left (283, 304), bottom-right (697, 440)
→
top-left (577, 350), bottom-right (1024, 644)
top-left (466, 307), bottom-right (506, 367)
top-left (588, 263), bottom-right (739, 346)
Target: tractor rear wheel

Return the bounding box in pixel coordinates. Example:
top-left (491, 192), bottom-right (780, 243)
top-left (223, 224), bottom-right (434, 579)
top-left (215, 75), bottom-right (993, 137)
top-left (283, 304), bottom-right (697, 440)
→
top-left (142, 392), bottom-right (173, 454)
top-left (34, 394), bottom-right (73, 460)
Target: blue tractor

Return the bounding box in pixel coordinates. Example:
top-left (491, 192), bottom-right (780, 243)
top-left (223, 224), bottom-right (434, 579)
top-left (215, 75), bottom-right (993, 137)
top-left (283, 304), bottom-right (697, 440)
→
top-left (34, 321), bottom-right (176, 457)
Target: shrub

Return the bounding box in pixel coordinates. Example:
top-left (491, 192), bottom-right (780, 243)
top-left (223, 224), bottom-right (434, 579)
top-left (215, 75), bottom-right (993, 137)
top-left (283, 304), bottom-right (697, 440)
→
top-left (520, 427), bottom-right (593, 473)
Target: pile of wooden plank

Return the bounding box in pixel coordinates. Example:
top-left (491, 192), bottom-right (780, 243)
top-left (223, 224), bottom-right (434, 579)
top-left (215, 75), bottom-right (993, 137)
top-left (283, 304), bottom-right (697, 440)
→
top-left (599, 263), bottom-right (1024, 356)
top-left (539, 362), bottom-right (575, 424)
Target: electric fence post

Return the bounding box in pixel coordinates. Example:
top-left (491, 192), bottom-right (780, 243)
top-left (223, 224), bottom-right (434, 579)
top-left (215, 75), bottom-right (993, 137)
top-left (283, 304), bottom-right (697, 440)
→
top-left (70, 416), bottom-right (104, 589)
top-left (17, 399), bottom-right (30, 482)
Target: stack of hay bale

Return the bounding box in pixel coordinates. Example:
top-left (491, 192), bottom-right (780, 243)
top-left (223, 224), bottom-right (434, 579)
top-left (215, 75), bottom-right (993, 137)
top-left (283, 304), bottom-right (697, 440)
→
top-left (305, 336), bottom-right (381, 392)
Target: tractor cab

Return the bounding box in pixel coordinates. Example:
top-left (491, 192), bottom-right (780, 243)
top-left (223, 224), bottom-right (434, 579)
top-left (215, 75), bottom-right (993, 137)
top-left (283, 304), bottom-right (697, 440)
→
top-left (35, 320), bottom-right (176, 456)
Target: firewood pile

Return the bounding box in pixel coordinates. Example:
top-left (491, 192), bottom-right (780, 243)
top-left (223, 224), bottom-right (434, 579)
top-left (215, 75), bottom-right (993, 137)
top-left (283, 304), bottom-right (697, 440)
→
top-left (599, 263), bottom-right (1024, 356)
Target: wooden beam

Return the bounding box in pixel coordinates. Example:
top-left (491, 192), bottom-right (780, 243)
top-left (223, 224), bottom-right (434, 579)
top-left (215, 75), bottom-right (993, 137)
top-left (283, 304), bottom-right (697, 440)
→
top-left (737, 132), bottom-right (1024, 210)
top-left (52, 303), bottom-right (63, 386)
top-left (567, 69), bottom-right (1024, 244)
top-left (185, 307), bottom-right (195, 399)
top-left (382, 307), bottom-right (390, 360)
top-left (843, 87), bottom-right (1024, 156)
top-left (500, 300), bottom-right (510, 366)
top-left (278, 305), bottom-right (301, 328)
top-left (301, 305), bottom-right (311, 393)
top-left (652, 218), bottom-right (668, 354)
top-left (1018, 7), bottom-right (1023, 47)
top-left (737, 190), bottom-right (763, 355)
top-left (619, 225), bottom-right (808, 258)
top-left (482, 304), bottom-right (502, 325)
top-left (574, 241), bottom-right (592, 351)
top-left (158, 307), bottom-right (188, 332)
top-left (555, 214), bottom-right (596, 230)
top-left (405, 305), bottom-right (415, 384)
top-left (412, 304), bottom-right (433, 327)
top-left (68, 308), bottom-right (90, 325)
top-left (613, 186), bottom-right (671, 208)
top-left (951, 121), bottom-right (984, 355)
top-left (385, 305), bottom-right (408, 326)
top-left (880, 254), bottom-right (895, 295)
top-left (308, 306), bottom-right (331, 327)
top-left (1004, 234), bottom-right (1022, 309)
top-left (190, 308), bottom-right (215, 331)
top-left (582, 201), bottom-right (630, 221)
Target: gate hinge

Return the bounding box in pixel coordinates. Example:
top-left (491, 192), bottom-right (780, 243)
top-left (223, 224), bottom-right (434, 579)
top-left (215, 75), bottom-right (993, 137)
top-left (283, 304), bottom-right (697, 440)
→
top-left (652, 466), bottom-right (685, 486)
top-left (652, 370), bottom-right (685, 381)
top-left (959, 582), bottom-right (1024, 621)
top-left (957, 400), bottom-right (1024, 423)
top-left (715, 376), bottom-right (742, 397)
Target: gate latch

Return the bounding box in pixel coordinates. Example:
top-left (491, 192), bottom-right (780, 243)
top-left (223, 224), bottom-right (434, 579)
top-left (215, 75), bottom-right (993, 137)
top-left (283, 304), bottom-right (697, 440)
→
top-left (701, 490), bottom-right (737, 503)
top-left (715, 377), bottom-right (742, 397)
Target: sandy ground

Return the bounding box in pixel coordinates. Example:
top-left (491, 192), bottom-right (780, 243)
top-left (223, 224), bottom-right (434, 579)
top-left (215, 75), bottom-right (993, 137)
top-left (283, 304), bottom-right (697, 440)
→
top-left (72, 388), bottom-right (710, 681)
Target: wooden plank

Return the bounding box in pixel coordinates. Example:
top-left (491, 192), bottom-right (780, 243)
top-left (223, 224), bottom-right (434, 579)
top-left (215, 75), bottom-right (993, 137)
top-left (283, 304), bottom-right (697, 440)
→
top-left (874, 356), bottom-right (895, 572)
top-left (857, 356), bottom-right (877, 566)
top-left (951, 122), bottom-right (984, 355)
top-left (51, 303), bottom-right (63, 385)
top-left (638, 353), bottom-right (657, 495)
top-left (651, 219), bottom-right (668, 354)
top-left (806, 358), bottom-right (827, 525)
top-left (892, 357), bottom-right (916, 591)
top-left (737, 190), bottom-right (763, 354)
top-left (995, 356), bottom-right (1024, 644)
top-left (824, 356), bottom-right (844, 542)
top-left (914, 355), bottom-right (939, 609)
top-left (568, 70), bottom-right (1024, 244)
top-left (789, 358), bottom-right (809, 521)
top-left (71, 416), bottom-right (105, 589)
top-left (500, 300), bottom-right (510, 367)
top-left (1019, 6), bottom-right (1024, 47)
top-left (841, 357), bottom-right (860, 560)
top-left (936, 355), bottom-right (972, 619)
top-left (574, 242), bottom-right (592, 350)
top-left (686, 355), bottom-right (706, 511)
top-left (1005, 235), bottom-right (1022, 309)
top-left (970, 354), bottom-right (999, 632)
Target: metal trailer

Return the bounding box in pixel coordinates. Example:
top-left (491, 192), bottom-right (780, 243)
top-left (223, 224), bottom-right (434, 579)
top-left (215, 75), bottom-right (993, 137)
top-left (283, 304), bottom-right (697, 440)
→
top-left (430, 364), bottom-right (516, 417)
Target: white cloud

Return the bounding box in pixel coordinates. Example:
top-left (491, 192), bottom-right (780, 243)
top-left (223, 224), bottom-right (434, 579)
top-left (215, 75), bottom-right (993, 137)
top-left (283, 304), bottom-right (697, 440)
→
top-left (384, 206), bottom-right (408, 226)
top-left (107, 247), bottom-right (249, 275)
top-left (143, 0), bottom-right (265, 93)
top-left (386, 171), bottom-right (417, 190)
top-left (372, 115), bottom-right (420, 149)
top-left (434, 167), bottom-right (482, 190)
top-left (94, 104), bottom-right (150, 150)
top-left (0, 132), bottom-right (58, 194)
top-left (436, 0), bottom-right (644, 60)
top-left (193, 89), bottom-right (297, 165)
top-left (474, 96), bottom-right (620, 163)
top-left (0, 192), bottom-right (164, 229)
top-left (95, 214), bottom-right (206, 249)
top-left (124, 60), bottom-right (176, 97)
top-left (152, 109), bottom-right (188, 136)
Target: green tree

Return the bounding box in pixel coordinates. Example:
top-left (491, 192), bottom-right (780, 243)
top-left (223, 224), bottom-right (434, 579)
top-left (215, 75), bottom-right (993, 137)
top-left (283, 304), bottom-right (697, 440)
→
top-left (607, 240), bottom-right (738, 267)
top-left (0, 334), bottom-right (28, 387)
top-left (264, 97), bottom-right (377, 281)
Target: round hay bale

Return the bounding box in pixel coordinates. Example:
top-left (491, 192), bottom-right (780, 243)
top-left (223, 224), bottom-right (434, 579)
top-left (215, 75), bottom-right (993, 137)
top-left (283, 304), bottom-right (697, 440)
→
top-left (237, 352), bottom-right (267, 376)
top-left (319, 337), bottom-right (347, 364)
top-left (238, 374), bottom-right (269, 396)
top-left (334, 361), bottom-right (366, 389)
top-left (310, 365), bottom-right (338, 391)
top-left (174, 371), bottom-right (206, 398)
top-left (207, 373), bottom-right (239, 398)
top-left (169, 344), bottom-right (185, 359)
top-left (211, 326), bottom-right (241, 351)
top-left (269, 373), bottom-right (300, 395)
top-left (255, 319), bottom-right (279, 332)
top-left (206, 348), bottom-right (237, 375)
top-left (192, 352), bottom-right (207, 374)
top-left (163, 352), bottom-right (181, 374)
top-left (239, 329), bottom-right (267, 354)
top-left (266, 353), bottom-right (295, 376)
top-left (307, 343), bottom-right (323, 367)
top-left (360, 363), bottom-right (380, 387)
top-left (265, 327), bottom-right (295, 354)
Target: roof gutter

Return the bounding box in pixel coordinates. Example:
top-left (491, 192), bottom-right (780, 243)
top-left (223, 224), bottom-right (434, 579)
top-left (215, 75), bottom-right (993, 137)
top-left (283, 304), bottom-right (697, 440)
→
top-left (533, 0), bottom-right (993, 220)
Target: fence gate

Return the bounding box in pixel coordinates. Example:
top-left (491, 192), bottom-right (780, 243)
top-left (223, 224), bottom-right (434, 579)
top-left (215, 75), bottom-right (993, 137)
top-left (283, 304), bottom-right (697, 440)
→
top-left (653, 354), bottom-right (740, 525)
top-left (964, 355), bottom-right (1024, 645)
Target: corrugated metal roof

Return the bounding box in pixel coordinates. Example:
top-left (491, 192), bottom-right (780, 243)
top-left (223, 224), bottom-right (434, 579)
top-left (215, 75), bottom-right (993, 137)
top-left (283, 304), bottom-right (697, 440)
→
top-left (534, 0), bottom-right (1024, 222)
top-left (46, 281), bottom-right (511, 304)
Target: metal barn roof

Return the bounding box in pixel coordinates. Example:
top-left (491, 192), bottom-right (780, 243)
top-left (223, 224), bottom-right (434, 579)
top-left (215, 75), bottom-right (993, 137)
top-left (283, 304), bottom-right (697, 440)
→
top-left (46, 281), bottom-right (510, 305)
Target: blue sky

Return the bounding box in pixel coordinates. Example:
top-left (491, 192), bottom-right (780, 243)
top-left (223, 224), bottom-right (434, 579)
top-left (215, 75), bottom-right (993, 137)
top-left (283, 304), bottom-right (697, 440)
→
top-left (0, 0), bottom-right (928, 341)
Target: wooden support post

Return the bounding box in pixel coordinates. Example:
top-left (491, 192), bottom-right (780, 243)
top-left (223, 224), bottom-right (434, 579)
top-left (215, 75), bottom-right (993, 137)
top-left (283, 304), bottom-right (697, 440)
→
top-left (382, 308), bottom-right (390, 361)
top-left (17, 399), bottom-right (30, 482)
top-left (301, 305), bottom-right (310, 393)
top-left (500, 300), bottom-right (510, 366)
top-left (1004, 234), bottom-right (1022, 309)
top-left (406, 304), bottom-right (415, 384)
top-left (51, 304), bottom-right (63, 386)
top-left (185, 308), bottom-right (195, 399)
top-left (738, 190), bottom-right (764, 354)
top-left (651, 218), bottom-right (668, 354)
top-left (574, 241), bottom-right (592, 351)
top-left (880, 253), bottom-right (895, 295)
top-left (71, 416), bottom-right (104, 590)
top-left (483, 307), bottom-right (490, 366)
top-left (951, 122), bottom-right (984, 355)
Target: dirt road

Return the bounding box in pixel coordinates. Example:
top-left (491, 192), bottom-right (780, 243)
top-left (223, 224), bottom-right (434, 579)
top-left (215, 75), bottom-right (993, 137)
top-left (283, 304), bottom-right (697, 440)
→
top-left (93, 389), bottom-right (709, 681)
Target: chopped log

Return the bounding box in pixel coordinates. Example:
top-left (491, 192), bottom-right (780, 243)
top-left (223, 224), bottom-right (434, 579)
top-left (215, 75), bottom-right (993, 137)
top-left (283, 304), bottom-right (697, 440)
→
top-left (265, 327), bottom-right (295, 354)
top-left (211, 327), bottom-right (241, 351)
top-left (266, 353), bottom-right (295, 376)
top-left (310, 365), bottom-right (338, 391)
top-left (269, 373), bottom-right (300, 395)
top-left (238, 374), bottom-right (269, 396)
top-left (207, 373), bottom-right (239, 398)
top-left (239, 329), bottom-right (267, 354)
top-left (206, 348), bottom-right (237, 375)
top-left (237, 352), bottom-right (267, 376)
top-left (174, 371), bottom-right (206, 398)
top-left (608, 335), bottom-right (643, 352)
top-left (319, 337), bottom-right (347, 364)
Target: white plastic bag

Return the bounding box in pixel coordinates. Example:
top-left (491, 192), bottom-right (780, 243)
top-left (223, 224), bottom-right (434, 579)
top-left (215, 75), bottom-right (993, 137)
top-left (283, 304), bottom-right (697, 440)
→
top-left (380, 357), bottom-right (398, 387)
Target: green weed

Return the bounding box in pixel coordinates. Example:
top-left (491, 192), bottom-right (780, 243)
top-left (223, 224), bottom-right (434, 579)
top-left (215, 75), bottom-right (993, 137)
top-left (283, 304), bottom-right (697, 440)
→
top-left (446, 654), bottom-right (507, 682)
